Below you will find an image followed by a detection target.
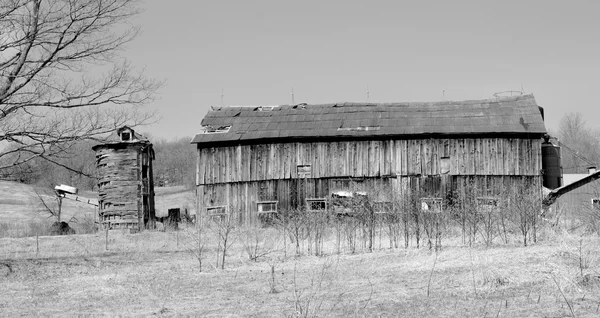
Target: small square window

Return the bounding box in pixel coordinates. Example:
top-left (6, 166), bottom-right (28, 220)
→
top-left (592, 198), bottom-right (600, 210)
top-left (121, 132), bottom-right (131, 141)
top-left (257, 201), bottom-right (278, 213)
top-left (421, 198), bottom-right (442, 213)
top-left (306, 198), bottom-right (327, 212)
top-left (477, 197), bottom-right (500, 213)
top-left (297, 165), bottom-right (312, 178)
top-left (207, 206), bottom-right (227, 222)
top-left (440, 157), bottom-right (451, 174)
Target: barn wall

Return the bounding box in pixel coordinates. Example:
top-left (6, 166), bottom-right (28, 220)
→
top-left (196, 138), bottom-right (542, 185)
top-left (553, 179), bottom-right (600, 228)
top-left (197, 176), bottom-right (542, 225)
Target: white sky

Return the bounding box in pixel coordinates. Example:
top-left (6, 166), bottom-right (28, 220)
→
top-left (124, 0), bottom-right (600, 140)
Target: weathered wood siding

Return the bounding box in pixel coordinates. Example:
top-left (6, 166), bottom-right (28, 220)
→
top-left (197, 175), bottom-right (542, 225)
top-left (96, 144), bottom-right (155, 229)
top-left (195, 137), bottom-right (543, 224)
top-left (197, 138), bottom-right (542, 185)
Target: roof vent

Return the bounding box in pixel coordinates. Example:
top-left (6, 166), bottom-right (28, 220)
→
top-left (200, 125), bottom-right (231, 134)
top-left (256, 106), bottom-right (277, 111)
top-left (292, 103), bottom-right (307, 109)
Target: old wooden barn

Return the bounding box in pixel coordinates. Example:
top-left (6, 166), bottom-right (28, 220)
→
top-left (191, 94), bottom-right (548, 224)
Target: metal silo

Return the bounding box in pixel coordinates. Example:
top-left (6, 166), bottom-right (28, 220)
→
top-left (541, 136), bottom-right (562, 189)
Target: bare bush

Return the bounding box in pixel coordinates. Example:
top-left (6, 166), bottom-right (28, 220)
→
top-left (509, 182), bottom-right (542, 246)
top-left (209, 212), bottom-right (236, 269)
top-left (239, 225), bottom-right (278, 262)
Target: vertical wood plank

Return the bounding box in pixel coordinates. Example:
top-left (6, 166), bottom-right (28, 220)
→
top-left (415, 140), bottom-right (422, 175)
top-left (449, 139), bottom-right (456, 175)
top-left (368, 141), bottom-right (375, 176)
top-left (357, 141), bottom-right (364, 177)
top-left (197, 148), bottom-right (205, 185)
top-left (508, 139), bottom-right (515, 176)
top-left (466, 139), bottom-right (474, 175)
top-left (374, 141), bottom-right (380, 176)
top-left (290, 143), bottom-right (298, 179)
top-left (499, 138), bottom-right (506, 176)
top-left (401, 139), bottom-right (408, 176)
top-left (343, 141), bottom-right (349, 176)
top-left (458, 139), bottom-right (465, 175)
top-left (424, 139), bottom-right (432, 175)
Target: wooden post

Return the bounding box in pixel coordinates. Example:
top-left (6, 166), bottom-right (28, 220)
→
top-left (57, 196), bottom-right (63, 223)
top-left (105, 228), bottom-right (109, 251)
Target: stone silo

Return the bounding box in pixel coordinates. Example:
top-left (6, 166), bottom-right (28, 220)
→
top-left (92, 126), bottom-right (156, 230)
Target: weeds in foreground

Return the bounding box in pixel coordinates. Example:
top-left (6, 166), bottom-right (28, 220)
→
top-left (240, 226), bottom-right (279, 262)
top-left (290, 259), bottom-right (339, 318)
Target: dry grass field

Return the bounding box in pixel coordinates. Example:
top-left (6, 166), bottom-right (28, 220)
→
top-left (0, 181), bottom-right (97, 223)
top-left (1, 225), bottom-right (600, 317)
top-left (1, 180), bottom-right (600, 317)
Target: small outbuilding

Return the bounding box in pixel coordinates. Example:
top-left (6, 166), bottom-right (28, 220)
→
top-left (544, 168), bottom-right (600, 229)
top-left (92, 126), bottom-right (156, 230)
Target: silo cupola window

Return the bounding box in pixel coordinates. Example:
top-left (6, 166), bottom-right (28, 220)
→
top-left (121, 132), bottom-right (131, 141)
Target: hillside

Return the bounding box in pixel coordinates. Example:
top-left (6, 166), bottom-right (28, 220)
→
top-left (0, 181), bottom-right (97, 223)
top-left (0, 181), bottom-right (196, 224)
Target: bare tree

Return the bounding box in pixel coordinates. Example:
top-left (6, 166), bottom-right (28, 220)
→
top-left (0, 0), bottom-right (161, 175)
top-left (152, 137), bottom-right (196, 188)
top-left (557, 113), bottom-right (600, 173)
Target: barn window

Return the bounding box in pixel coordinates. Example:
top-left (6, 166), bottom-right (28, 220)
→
top-left (306, 198), bottom-right (327, 212)
top-left (420, 198), bottom-right (443, 213)
top-left (297, 165), bottom-right (311, 178)
top-left (477, 197), bottom-right (500, 213)
top-left (440, 157), bottom-right (451, 174)
top-left (331, 191), bottom-right (354, 215)
top-left (330, 191), bottom-right (368, 215)
top-left (257, 201), bottom-right (278, 214)
top-left (121, 131), bottom-right (131, 141)
top-left (592, 198), bottom-right (600, 210)
top-left (207, 206), bottom-right (227, 222)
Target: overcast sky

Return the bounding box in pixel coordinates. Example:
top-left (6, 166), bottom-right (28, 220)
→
top-left (124, 0), bottom-right (600, 140)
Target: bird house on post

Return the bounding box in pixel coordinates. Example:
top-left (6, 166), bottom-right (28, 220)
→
top-left (92, 126), bottom-right (156, 231)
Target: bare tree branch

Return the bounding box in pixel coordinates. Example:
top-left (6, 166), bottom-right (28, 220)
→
top-left (0, 0), bottom-right (161, 176)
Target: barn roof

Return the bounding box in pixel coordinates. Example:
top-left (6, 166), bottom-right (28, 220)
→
top-left (191, 94), bottom-right (547, 145)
